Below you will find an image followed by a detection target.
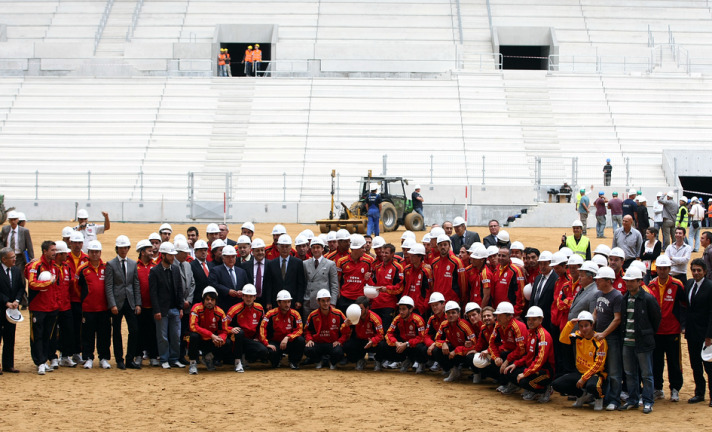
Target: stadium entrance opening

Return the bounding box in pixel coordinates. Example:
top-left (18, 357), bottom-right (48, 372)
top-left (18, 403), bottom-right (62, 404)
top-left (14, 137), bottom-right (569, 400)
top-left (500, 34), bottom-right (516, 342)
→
top-left (492, 27), bottom-right (558, 71)
top-left (220, 43), bottom-right (271, 77)
top-left (500, 45), bottom-right (549, 70)
top-left (680, 176), bottom-right (712, 203)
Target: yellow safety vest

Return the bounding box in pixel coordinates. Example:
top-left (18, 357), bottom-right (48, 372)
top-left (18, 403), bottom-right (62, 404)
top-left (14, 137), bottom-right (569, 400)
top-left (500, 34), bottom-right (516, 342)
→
top-left (676, 206), bottom-right (688, 228)
top-left (566, 235), bottom-right (589, 259)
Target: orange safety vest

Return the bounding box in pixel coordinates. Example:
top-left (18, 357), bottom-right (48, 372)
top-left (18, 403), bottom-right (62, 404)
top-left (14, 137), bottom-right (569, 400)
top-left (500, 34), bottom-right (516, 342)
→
top-left (218, 53), bottom-right (226, 66)
top-left (252, 49), bottom-right (262, 62)
top-left (244, 50), bottom-right (253, 63)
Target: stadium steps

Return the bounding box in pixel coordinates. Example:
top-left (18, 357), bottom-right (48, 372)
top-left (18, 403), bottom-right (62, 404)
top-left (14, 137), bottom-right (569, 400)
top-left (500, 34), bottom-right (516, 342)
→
top-left (95, 0), bottom-right (140, 58)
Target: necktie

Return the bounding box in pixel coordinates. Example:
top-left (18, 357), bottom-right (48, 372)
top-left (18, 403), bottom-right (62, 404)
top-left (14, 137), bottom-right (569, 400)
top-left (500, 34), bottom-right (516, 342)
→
top-left (229, 267), bottom-right (236, 288)
top-left (121, 259), bottom-right (127, 280)
top-left (202, 261), bottom-right (209, 276)
top-left (255, 261), bottom-right (262, 297)
top-left (689, 281), bottom-right (699, 304)
top-left (10, 230), bottom-right (15, 250)
top-left (6, 267), bottom-right (11, 284)
top-left (281, 258), bottom-right (287, 279)
top-left (535, 276), bottom-right (545, 303)
top-left (314, 258), bottom-right (319, 269)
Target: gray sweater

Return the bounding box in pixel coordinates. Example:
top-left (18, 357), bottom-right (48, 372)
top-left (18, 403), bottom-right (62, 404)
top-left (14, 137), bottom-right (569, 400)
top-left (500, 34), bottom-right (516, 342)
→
top-left (657, 197), bottom-right (679, 221)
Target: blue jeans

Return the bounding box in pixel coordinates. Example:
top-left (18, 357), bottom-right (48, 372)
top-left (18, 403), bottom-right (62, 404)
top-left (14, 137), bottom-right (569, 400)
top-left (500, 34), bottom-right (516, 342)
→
top-left (623, 346), bottom-right (655, 406)
top-left (155, 308), bottom-right (181, 363)
top-left (612, 215), bottom-right (623, 232)
top-left (414, 208), bottom-right (424, 220)
top-left (596, 215), bottom-right (606, 238)
top-left (367, 208), bottom-right (380, 236)
top-left (689, 224), bottom-right (701, 252)
top-left (604, 337), bottom-right (623, 407)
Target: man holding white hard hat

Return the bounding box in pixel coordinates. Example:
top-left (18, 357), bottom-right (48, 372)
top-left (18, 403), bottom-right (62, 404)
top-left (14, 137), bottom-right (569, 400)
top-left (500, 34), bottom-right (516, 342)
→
top-left (342, 296), bottom-right (385, 371)
top-left (0, 247), bottom-right (25, 373)
top-left (26, 240), bottom-right (59, 375)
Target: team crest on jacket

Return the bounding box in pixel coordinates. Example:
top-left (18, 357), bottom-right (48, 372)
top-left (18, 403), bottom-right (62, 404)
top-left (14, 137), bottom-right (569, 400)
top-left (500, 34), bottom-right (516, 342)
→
top-left (446, 265), bottom-right (451, 271)
top-left (361, 268), bottom-right (365, 273)
top-left (409, 324), bottom-right (413, 330)
top-left (332, 318), bottom-right (337, 323)
top-left (667, 289), bottom-right (672, 294)
top-left (253, 313), bottom-right (257, 318)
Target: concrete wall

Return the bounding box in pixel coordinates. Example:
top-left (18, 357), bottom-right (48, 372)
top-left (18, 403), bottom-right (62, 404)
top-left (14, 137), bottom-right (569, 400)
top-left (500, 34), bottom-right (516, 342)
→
top-left (662, 149), bottom-right (712, 189)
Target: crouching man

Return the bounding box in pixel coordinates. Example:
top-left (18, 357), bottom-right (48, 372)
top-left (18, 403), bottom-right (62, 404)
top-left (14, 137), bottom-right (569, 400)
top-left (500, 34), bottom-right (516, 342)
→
top-left (187, 286), bottom-right (231, 374)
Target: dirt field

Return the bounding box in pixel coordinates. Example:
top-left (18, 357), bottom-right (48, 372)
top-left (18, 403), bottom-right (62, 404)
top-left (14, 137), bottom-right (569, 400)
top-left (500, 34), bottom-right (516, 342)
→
top-left (1, 221), bottom-right (707, 431)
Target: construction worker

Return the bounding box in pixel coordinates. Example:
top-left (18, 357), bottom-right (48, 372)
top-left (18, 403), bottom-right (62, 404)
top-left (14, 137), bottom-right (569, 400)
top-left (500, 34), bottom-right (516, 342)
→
top-left (560, 219), bottom-right (591, 260)
top-left (217, 48), bottom-right (227, 77)
top-left (187, 286), bottom-right (231, 374)
top-left (304, 289), bottom-right (349, 369)
top-left (74, 209), bottom-right (110, 253)
top-left (252, 44), bottom-right (262, 76)
top-left (243, 45), bottom-right (254, 76)
top-left (224, 48), bottom-right (232, 77)
top-left (226, 284), bottom-right (269, 372)
top-left (259, 290), bottom-right (305, 369)
top-left (365, 186), bottom-right (382, 236)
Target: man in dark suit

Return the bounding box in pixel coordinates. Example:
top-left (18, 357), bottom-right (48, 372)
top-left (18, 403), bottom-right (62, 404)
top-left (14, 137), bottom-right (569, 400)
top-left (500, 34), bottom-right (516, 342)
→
top-left (241, 238), bottom-right (267, 305)
top-left (149, 242), bottom-right (184, 369)
top-left (0, 247), bottom-right (24, 373)
top-left (189, 240), bottom-right (212, 304)
top-left (104, 235), bottom-right (142, 369)
top-left (263, 235), bottom-right (305, 311)
top-left (219, 223), bottom-right (237, 246)
top-left (684, 258), bottom-right (712, 405)
top-left (483, 219), bottom-right (502, 248)
top-left (208, 245), bottom-right (248, 312)
top-left (450, 216), bottom-right (481, 254)
top-left (529, 251), bottom-right (559, 332)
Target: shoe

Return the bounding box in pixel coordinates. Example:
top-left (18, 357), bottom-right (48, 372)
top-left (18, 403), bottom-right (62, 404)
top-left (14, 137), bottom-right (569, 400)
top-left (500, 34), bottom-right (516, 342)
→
top-left (45, 363), bottom-right (54, 372)
top-left (2, 367), bottom-right (19, 373)
top-left (501, 383), bottom-right (518, 395)
top-left (355, 359), bottom-right (366, 371)
top-left (430, 361), bottom-right (441, 372)
top-left (538, 386), bottom-right (553, 403)
top-left (204, 353), bottom-right (214, 371)
top-left (389, 361), bottom-right (400, 369)
top-left (653, 389), bottom-right (664, 400)
top-left (594, 399), bottom-right (604, 411)
top-left (100, 359), bottom-right (111, 369)
top-left (189, 362), bottom-right (198, 375)
top-left (126, 362), bottom-right (141, 370)
top-left (472, 373), bottom-right (481, 384)
top-left (573, 392), bottom-right (589, 408)
top-left (374, 361), bottom-right (382, 372)
top-left (289, 362), bottom-right (299, 370)
top-left (72, 354), bottom-right (83, 364)
top-left (134, 356), bottom-right (143, 366)
top-left (638, 397), bottom-right (643, 407)
top-left (84, 359), bottom-right (93, 369)
top-left (234, 359), bottom-right (244, 373)
top-left (150, 359), bottom-right (160, 367)
top-left (709, 401), bottom-right (712, 408)
top-left (620, 391), bottom-right (629, 402)
top-left (605, 403), bottom-right (617, 411)
top-left (671, 389), bottom-right (679, 402)
top-left (170, 361), bottom-right (186, 368)
top-left (415, 363), bottom-right (426, 374)
top-left (412, 361), bottom-right (419, 370)
top-left (59, 357), bottom-right (77, 368)
top-left (688, 395), bottom-right (705, 404)
top-left (399, 359), bottom-right (413, 373)
top-left (496, 385), bottom-right (506, 393)
top-left (643, 404), bottom-right (653, 414)
top-left (37, 364), bottom-right (46, 375)
top-left (443, 367), bottom-right (461, 382)
top-left (329, 362), bottom-right (337, 370)
top-left (117, 361), bottom-right (126, 370)
top-left (315, 358), bottom-right (324, 369)
top-left (522, 391), bottom-right (536, 401)
top-left (161, 362), bottom-right (171, 370)
top-left (619, 402), bottom-right (638, 411)
top-left (338, 358), bottom-right (348, 366)
top-left (49, 358), bottom-right (59, 369)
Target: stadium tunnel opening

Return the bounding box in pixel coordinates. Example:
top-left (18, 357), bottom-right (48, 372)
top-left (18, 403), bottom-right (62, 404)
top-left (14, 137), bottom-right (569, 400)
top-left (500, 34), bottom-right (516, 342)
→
top-left (679, 176), bottom-right (712, 204)
top-left (492, 26), bottom-right (558, 71)
top-left (500, 45), bottom-right (549, 70)
top-left (220, 43), bottom-right (271, 77)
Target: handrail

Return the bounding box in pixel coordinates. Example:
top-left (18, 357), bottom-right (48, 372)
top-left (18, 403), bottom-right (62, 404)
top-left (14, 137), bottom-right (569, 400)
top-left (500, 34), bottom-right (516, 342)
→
top-left (94, 0), bottom-right (115, 54)
top-left (549, 54), bottom-right (653, 74)
top-left (647, 24), bottom-right (654, 47)
top-left (125, 0), bottom-right (145, 42)
top-left (453, 0), bottom-right (464, 44)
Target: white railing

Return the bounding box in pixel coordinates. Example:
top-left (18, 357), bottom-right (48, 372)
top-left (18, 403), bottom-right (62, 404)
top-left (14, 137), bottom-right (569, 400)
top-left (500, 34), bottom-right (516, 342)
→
top-left (125, 0), bottom-right (145, 42)
top-left (94, 0), bottom-right (115, 53)
top-left (549, 54), bottom-right (653, 74)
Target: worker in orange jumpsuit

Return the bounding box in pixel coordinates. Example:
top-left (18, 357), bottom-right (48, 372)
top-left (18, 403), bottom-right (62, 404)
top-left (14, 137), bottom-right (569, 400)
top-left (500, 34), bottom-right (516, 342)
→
top-left (217, 48), bottom-right (227, 77)
top-left (242, 45), bottom-right (253, 76)
top-left (252, 44), bottom-right (262, 76)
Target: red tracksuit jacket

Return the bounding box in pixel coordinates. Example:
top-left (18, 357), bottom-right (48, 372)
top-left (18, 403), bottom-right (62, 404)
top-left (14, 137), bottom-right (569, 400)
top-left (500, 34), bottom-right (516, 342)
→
top-left (386, 312), bottom-right (426, 346)
top-left (431, 253), bottom-right (466, 303)
top-left (67, 251), bottom-right (89, 303)
top-left (648, 276), bottom-right (685, 335)
top-left (305, 306), bottom-right (349, 344)
top-left (337, 255), bottom-right (373, 300)
top-left (259, 308), bottom-right (303, 345)
top-left (424, 312), bottom-right (446, 346)
top-left (434, 318), bottom-right (476, 355)
top-left (514, 325), bottom-right (555, 377)
top-left (78, 260), bottom-right (108, 313)
top-left (351, 310), bottom-right (384, 345)
top-left (189, 303), bottom-right (229, 341)
top-left (226, 302), bottom-right (265, 339)
top-left (488, 318), bottom-right (528, 363)
top-left (26, 256), bottom-right (59, 312)
top-left (370, 260), bottom-right (404, 310)
top-left (402, 263), bottom-right (433, 315)
top-left (56, 262), bottom-right (73, 312)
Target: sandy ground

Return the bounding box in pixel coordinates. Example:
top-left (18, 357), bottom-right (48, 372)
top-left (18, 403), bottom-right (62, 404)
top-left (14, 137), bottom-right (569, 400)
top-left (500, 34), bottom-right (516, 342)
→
top-left (1, 221), bottom-right (707, 431)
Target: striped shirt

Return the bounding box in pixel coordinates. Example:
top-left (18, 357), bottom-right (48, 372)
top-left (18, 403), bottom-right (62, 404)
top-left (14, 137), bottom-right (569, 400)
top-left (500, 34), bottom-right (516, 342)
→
top-left (623, 293), bottom-right (638, 347)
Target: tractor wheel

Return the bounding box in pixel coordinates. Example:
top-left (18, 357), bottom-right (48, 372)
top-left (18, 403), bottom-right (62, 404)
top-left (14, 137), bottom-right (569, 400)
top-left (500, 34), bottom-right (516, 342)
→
top-left (318, 223), bottom-right (329, 233)
top-left (381, 202), bottom-right (398, 232)
top-left (356, 223), bottom-right (366, 234)
top-left (404, 212), bottom-right (425, 231)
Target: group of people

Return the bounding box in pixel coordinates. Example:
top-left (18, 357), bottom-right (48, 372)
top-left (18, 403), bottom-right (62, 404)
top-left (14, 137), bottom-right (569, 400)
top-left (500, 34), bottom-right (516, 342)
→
top-left (1, 209), bottom-right (711, 415)
top-left (217, 45), bottom-right (264, 77)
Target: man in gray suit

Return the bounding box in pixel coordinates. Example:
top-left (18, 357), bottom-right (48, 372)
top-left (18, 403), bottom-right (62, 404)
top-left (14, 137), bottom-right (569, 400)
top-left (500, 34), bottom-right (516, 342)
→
top-left (303, 237), bottom-right (338, 318)
top-left (104, 235), bottom-right (141, 369)
top-left (173, 240), bottom-right (195, 363)
top-left (1, 210), bottom-right (34, 308)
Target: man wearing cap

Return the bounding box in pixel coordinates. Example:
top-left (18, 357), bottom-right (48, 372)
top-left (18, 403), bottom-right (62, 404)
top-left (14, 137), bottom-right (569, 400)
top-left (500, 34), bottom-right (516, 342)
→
top-left (424, 292), bottom-right (447, 370)
top-left (560, 220), bottom-right (591, 261)
top-left (217, 223), bottom-right (236, 246)
top-left (266, 225), bottom-right (293, 261)
top-left (432, 301), bottom-right (476, 382)
top-left (620, 267), bottom-right (661, 413)
top-left (77, 240), bottom-right (111, 370)
top-left (488, 302), bottom-right (528, 393)
top-left (431, 234), bottom-right (467, 305)
top-left (592, 266), bottom-right (624, 410)
top-left (104, 235), bottom-right (141, 370)
top-left (326, 229), bottom-right (351, 262)
top-left (135, 240), bottom-right (158, 366)
top-left (263, 235), bottom-right (305, 311)
top-left (173, 240), bottom-right (195, 363)
top-left (689, 198), bottom-right (705, 252)
top-left (342, 296), bottom-right (384, 370)
top-left (412, 185), bottom-right (424, 220)
top-left (259, 290), bottom-right (305, 369)
top-left (335, 235), bottom-right (372, 312)
top-left (304, 289), bottom-right (349, 369)
top-left (158, 224), bottom-right (172, 243)
top-left (26, 241), bottom-right (60, 374)
top-left (653, 192), bottom-right (664, 230)
top-left (658, 192), bottom-right (679, 248)
top-left (189, 240), bottom-right (212, 305)
top-left (149, 242), bottom-right (185, 369)
top-left (401, 244), bottom-right (433, 316)
top-left (567, 261), bottom-right (599, 324)
top-left (603, 159), bottom-right (612, 186)
top-left (612, 215), bottom-right (643, 271)
top-left (73, 210), bottom-right (110, 253)
top-left (209, 245), bottom-right (249, 312)
top-left (553, 311), bottom-right (607, 411)
top-left (0, 247), bottom-right (25, 373)
top-left (608, 192), bottom-right (624, 232)
top-left (529, 252), bottom-right (560, 331)
top-left (450, 216), bottom-right (481, 255)
top-left (226, 284), bottom-right (268, 372)
top-left (594, 191), bottom-right (609, 238)
top-left (665, 227), bottom-right (692, 285)
top-left (303, 237), bottom-right (338, 319)
top-left (685, 258), bottom-right (712, 405)
top-left (1, 210), bottom-right (34, 275)
top-left (294, 235), bottom-right (311, 262)
top-left (242, 238), bottom-right (267, 305)
top-left (622, 190), bottom-right (639, 226)
top-left (647, 255), bottom-right (685, 402)
top-left (188, 287), bottom-right (230, 374)
top-left (384, 296), bottom-right (427, 372)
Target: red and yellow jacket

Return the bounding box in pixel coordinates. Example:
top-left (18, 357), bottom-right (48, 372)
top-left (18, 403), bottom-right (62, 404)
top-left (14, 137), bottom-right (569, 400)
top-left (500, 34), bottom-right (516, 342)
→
top-left (56, 261), bottom-right (73, 312)
top-left (431, 252), bottom-right (466, 303)
top-left (559, 320), bottom-right (607, 380)
top-left (434, 318), bottom-right (476, 355)
top-left (78, 260), bottom-right (108, 312)
top-left (326, 249), bottom-right (349, 263)
top-left (648, 276), bottom-right (685, 335)
top-left (424, 312), bottom-right (446, 346)
top-left (137, 259), bottom-right (156, 309)
top-left (613, 270), bottom-right (626, 295)
top-left (226, 302), bottom-right (265, 339)
top-left (464, 264), bottom-right (490, 305)
top-left (26, 256), bottom-right (58, 312)
top-left (472, 323), bottom-right (494, 353)
top-left (351, 310), bottom-right (384, 345)
top-left (259, 307), bottom-right (303, 345)
top-left (189, 303), bottom-right (228, 341)
top-left (551, 274), bottom-right (573, 330)
top-left (514, 325), bottom-right (555, 377)
top-left (265, 244), bottom-right (296, 261)
top-left (402, 263), bottom-right (433, 315)
top-left (492, 263), bottom-right (525, 311)
top-left (488, 318), bottom-right (528, 363)
top-left (305, 306), bottom-right (349, 344)
top-left (67, 250), bottom-right (89, 303)
top-left (336, 254), bottom-right (372, 300)
top-left (370, 259), bottom-right (403, 309)
top-left (386, 312), bottom-right (426, 347)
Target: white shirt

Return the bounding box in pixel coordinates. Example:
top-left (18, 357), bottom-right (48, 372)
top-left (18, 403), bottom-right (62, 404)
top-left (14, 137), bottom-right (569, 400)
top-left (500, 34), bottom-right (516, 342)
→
top-left (253, 259), bottom-right (265, 286)
top-left (75, 223), bottom-right (105, 252)
top-left (534, 269), bottom-right (553, 302)
top-left (2, 263), bottom-right (12, 284)
top-left (6, 227), bottom-right (20, 254)
top-left (652, 201), bottom-right (664, 223)
top-left (665, 242), bottom-right (692, 275)
top-left (690, 203), bottom-right (704, 221)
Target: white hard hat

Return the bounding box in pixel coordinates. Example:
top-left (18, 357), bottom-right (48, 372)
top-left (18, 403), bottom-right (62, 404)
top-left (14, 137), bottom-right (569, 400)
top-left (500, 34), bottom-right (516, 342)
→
top-left (194, 239), bottom-right (208, 250)
top-left (572, 219), bottom-right (583, 228)
top-left (681, 196), bottom-right (689, 202)
top-left (159, 223), bottom-right (172, 233)
top-left (276, 234), bottom-right (292, 246)
top-left (346, 304), bottom-right (361, 325)
top-left (174, 240), bottom-right (191, 253)
top-left (206, 223), bottom-right (220, 234)
top-left (470, 246), bottom-right (488, 260)
top-left (551, 252), bottom-right (568, 266)
top-left (7, 210), bottom-right (19, 220)
top-left (595, 266), bottom-right (615, 280)
top-left (656, 191), bottom-right (663, 197)
top-left (310, 237), bottom-right (326, 247)
top-left (271, 224), bottom-right (287, 235)
top-left (17, 212), bottom-right (26, 222)
top-left (666, 191), bottom-right (674, 198)
top-left (294, 235), bottom-right (309, 246)
top-left (655, 255), bottom-right (672, 267)
top-left (577, 311), bottom-right (594, 322)
top-left (136, 239), bottom-right (152, 251)
top-left (444, 301), bottom-right (460, 312)
top-left (174, 234), bottom-right (187, 244)
top-left (401, 230), bottom-right (416, 241)
top-left (609, 247), bottom-right (626, 259)
top-left (559, 247), bottom-right (573, 258)
top-left (159, 242), bottom-right (177, 255)
top-left (538, 251), bottom-right (553, 262)
top-left (148, 232), bottom-right (161, 241)
top-left (582, 260), bottom-right (602, 273)
top-left (468, 242), bottom-right (484, 253)
top-left (511, 257), bottom-right (524, 267)
top-left (486, 245), bottom-right (499, 257)
top-left (237, 235), bottom-right (251, 245)
top-left (54, 241), bottom-right (70, 254)
top-left (567, 254), bottom-right (584, 266)
top-left (421, 233), bottom-right (431, 244)
top-left (510, 241), bottom-right (524, 251)
top-left (372, 236), bottom-right (386, 249)
top-left (318, 233), bottom-right (328, 243)
top-left (242, 284), bottom-right (257, 296)
top-left (241, 221), bottom-right (255, 232)
top-left (525, 306), bottom-right (544, 318)
top-left (465, 302), bottom-right (481, 314)
top-left (327, 231), bottom-right (338, 241)
top-left (628, 260), bottom-right (647, 274)
top-left (316, 289), bottom-right (331, 300)
top-left (494, 302), bottom-right (514, 315)
top-left (87, 240), bottom-right (102, 251)
top-left (222, 245), bottom-right (237, 256)
top-left (76, 209), bottom-right (89, 219)
top-left (453, 216), bottom-right (466, 227)
top-left (5, 307), bottom-right (23, 324)
top-left (436, 234), bottom-right (451, 244)
top-left (202, 286), bottom-right (218, 298)
top-left (472, 353), bottom-right (491, 369)
top-left (594, 244), bottom-right (611, 257)
top-left (251, 238), bottom-right (266, 249)
top-left (430, 227), bottom-right (445, 238)
top-left (414, 184), bottom-right (421, 190)
top-left (409, 243), bottom-right (426, 255)
top-left (497, 230), bottom-right (510, 242)
top-left (69, 232), bottom-right (84, 243)
top-left (276, 290), bottom-right (292, 301)
top-left (336, 229), bottom-right (351, 241)
top-left (401, 239), bottom-right (415, 250)
top-left (350, 234), bottom-right (366, 249)
top-left (364, 286), bottom-right (379, 299)
top-left (115, 235), bottom-right (131, 248)
top-left (622, 267), bottom-right (643, 281)
top-left (629, 188), bottom-right (637, 196)
top-left (429, 292), bottom-right (445, 303)
top-left (523, 283), bottom-right (532, 300)
top-left (300, 229), bottom-right (315, 240)
top-left (61, 226), bottom-right (74, 238)
top-left (211, 239), bottom-right (226, 250)
top-left (398, 296), bottom-right (415, 307)
top-left (638, 196), bottom-right (647, 203)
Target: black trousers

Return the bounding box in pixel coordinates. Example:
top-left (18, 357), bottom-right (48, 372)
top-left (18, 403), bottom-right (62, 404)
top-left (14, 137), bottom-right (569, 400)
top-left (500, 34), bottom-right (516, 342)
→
top-left (432, 343), bottom-right (468, 372)
top-left (343, 336), bottom-right (382, 362)
top-left (180, 305), bottom-right (191, 360)
top-left (29, 310), bottom-right (58, 366)
top-left (687, 336), bottom-right (712, 398)
top-left (137, 307), bottom-right (158, 359)
top-left (653, 333), bottom-right (683, 391)
top-left (1, 310), bottom-right (17, 369)
top-left (336, 296), bottom-right (356, 314)
top-left (188, 332), bottom-right (232, 361)
top-left (466, 352), bottom-right (498, 380)
top-left (49, 309), bottom-right (75, 359)
top-left (552, 371), bottom-right (606, 399)
top-left (111, 302), bottom-right (139, 363)
top-left (488, 350), bottom-right (511, 385)
top-left (82, 310), bottom-right (111, 361)
top-left (506, 366), bottom-right (553, 393)
top-left (381, 341), bottom-right (427, 363)
top-left (304, 341), bottom-right (344, 365)
top-left (372, 308), bottom-right (395, 331)
top-left (267, 336), bottom-right (305, 367)
top-left (232, 332), bottom-right (269, 363)
top-left (70, 302), bottom-right (83, 356)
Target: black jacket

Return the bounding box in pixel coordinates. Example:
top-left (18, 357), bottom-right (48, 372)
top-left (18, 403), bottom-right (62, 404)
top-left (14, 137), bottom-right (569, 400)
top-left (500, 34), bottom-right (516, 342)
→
top-left (683, 278), bottom-right (712, 341)
top-left (0, 266), bottom-right (24, 308)
top-left (450, 230), bottom-right (481, 254)
top-left (622, 289), bottom-right (661, 353)
top-left (208, 264), bottom-right (249, 312)
top-left (263, 256), bottom-right (305, 308)
top-left (148, 264), bottom-right (184, 316)
top-left (530, 271), bottom-right (558, 331)
top-left (189, 259), bottom-right (214, 305)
